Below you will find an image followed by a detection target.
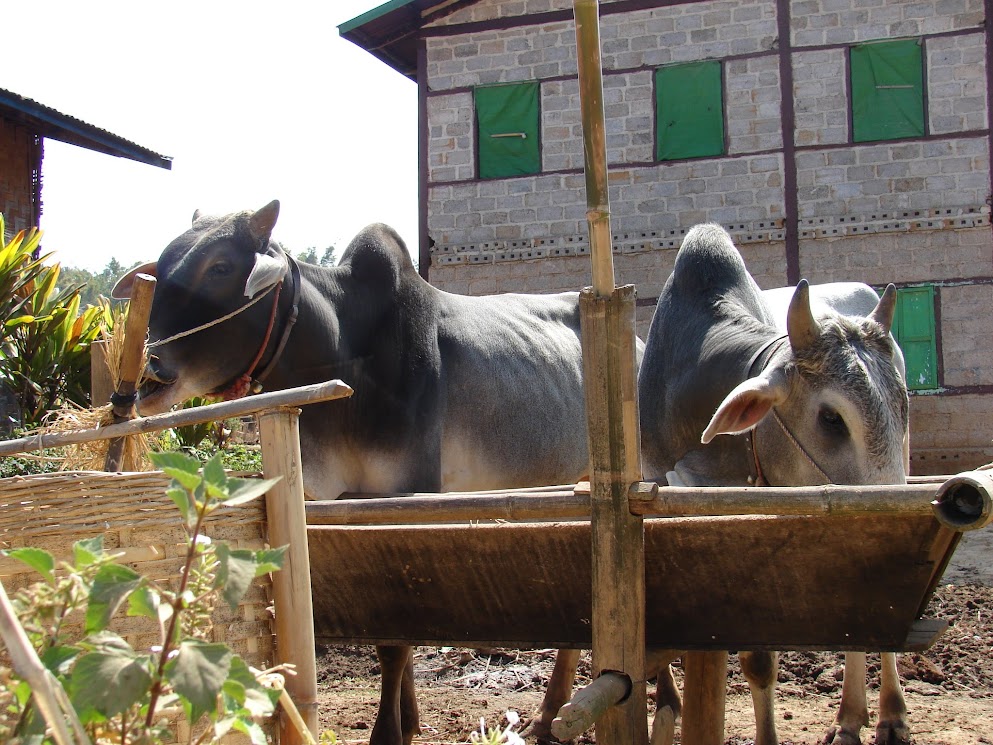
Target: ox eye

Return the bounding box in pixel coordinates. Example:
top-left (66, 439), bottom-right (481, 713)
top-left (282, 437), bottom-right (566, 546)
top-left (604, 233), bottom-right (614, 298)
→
top-left (209, 262), bottom-right (233, 276)
top-left (818, 407), bottom-right (848, 437)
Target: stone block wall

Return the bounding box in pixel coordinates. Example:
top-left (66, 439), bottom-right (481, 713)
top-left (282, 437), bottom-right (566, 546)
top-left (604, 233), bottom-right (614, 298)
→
top-left (419, 0), bottom-right (993, 472)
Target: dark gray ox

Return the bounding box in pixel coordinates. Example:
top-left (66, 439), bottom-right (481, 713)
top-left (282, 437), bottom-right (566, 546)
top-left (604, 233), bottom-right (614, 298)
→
top-left (640, 223), bottom-right (910, 745)
top-left (113, 201), bottom-right (616, 745)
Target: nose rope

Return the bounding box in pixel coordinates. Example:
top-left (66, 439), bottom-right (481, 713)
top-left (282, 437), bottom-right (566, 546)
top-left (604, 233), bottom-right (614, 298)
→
top-left (146, 283), bottom-right (278, 349)
top-left (768, 407), bottom-right (832, 485)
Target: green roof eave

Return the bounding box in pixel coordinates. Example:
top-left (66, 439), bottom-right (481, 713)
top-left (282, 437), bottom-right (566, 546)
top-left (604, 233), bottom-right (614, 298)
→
top-left (338, 0), bottom-right (417, 35)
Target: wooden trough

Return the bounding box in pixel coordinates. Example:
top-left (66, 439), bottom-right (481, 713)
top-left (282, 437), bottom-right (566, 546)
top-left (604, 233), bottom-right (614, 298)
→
top-left (305, 478), bottom-right (987, 652)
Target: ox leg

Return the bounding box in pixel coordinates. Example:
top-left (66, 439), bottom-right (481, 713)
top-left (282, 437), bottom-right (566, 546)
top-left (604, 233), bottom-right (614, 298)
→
top-left (527, 649), bottom-right (581, 742)
top-left (875, 653), bottom-right (909, 745)
top-left (740, 650), bottom-right (779, 745)
top-left (823, 652), bottom-right (868, 745)
top-left (372, 645), bottom-right (419, 745)
top-left (647, 650), bottom-right (682, 745)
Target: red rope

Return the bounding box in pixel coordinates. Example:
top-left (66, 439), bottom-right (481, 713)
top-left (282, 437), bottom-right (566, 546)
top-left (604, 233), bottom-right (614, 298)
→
top-left (221, 281), bottom-right (283, 401)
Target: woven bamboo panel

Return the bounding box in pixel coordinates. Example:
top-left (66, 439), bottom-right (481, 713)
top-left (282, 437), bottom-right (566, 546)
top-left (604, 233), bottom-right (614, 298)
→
top-left (0, 470), bottom-right (275, 743)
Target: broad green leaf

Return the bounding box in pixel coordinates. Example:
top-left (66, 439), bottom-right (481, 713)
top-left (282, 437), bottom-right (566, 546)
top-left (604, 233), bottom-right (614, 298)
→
top-left (150, 450), bottom-right (202, 474)
top-left (165, 640), bottom-right (232, 722)
top-left (127, 585), bottom-right (160, 619)
top-left (41, 645), bottom-right (80, 675)
top-left (5, 547), bottom-right (55, 583)
top-left (69, 648), bottom-right (153, 718)
top-left (203, 453), bottom-right (227, 489)
top-left (163, 467), bottom-right (203, 492)
top-left (78, 630), bottom-right (131, 653)
top-left (73, 536), bottom-right (104, 567)
top-left (86, 564), bottom-right (142, 634)
top-left (214, 545), bottom-right (258, 610)
top-left (221, 476), bottom-right (281, 507)
top-left (224, 656), bottom-right (279, 718)
top-left (166, 486), bottom-right (196, 527)
top-left (253, 546), bottom-right (287, 576)
top-left (232, 716), bottom-right (269, 745)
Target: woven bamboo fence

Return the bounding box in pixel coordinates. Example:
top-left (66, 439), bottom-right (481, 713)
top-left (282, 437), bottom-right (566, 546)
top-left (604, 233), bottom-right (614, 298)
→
top-left (0, 470), bottom-right (272, 744)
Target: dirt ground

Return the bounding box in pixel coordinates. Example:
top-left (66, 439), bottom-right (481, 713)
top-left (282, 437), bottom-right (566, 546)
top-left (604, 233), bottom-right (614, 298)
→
top-left (315, 528), bottom-right (993, 745)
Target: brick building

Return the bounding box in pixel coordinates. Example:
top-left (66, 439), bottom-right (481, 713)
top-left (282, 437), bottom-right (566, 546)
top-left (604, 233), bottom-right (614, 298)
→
top-left (0, 87), bottom-right (171, 240)
top-left (341, 0), bottom-right (993, 474)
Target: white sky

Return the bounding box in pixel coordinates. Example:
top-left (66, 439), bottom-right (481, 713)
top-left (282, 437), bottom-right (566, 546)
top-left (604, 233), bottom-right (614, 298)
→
top-left (4, 0), bottom-right (418, 272)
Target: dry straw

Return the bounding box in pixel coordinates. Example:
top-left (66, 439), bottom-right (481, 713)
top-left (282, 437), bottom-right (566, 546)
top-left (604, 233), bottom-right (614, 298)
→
top-left (28, 308), bottom-right (152, 472)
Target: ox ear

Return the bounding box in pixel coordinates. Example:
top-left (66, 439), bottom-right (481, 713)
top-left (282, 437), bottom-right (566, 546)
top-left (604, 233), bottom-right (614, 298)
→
top-left (787, 279), bottom-right (820, 353)
top-left (111, 261), bottom-right (158, 300)
top-left (248, 200), bottom-right (280, 241)
top-left (192, 208), bottom-right (202, 225)
top-left (701, 369), bottom-right (790, 444)
top-left (244, 251), bottom-right (288, 299)
top-left (870, 283), bottom-right (897, 333)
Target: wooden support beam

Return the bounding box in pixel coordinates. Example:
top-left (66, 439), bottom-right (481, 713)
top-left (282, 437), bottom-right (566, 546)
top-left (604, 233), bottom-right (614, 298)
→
top-left (259, 408), bottom-right (319, 744)
top-left (105, 274), bottom-right (155, 471)
top-left (580, 284), bottom-right (648, 745)
top-left (680, 651), bottom-right (728, 745)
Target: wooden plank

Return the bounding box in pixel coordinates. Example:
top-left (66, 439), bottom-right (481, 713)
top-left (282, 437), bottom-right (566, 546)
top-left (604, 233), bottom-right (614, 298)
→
top-left (259, 409), bottom-right (318, 744)
top-left (308, 513), bottom-right (953, 651)
top-left (680, 652), bottom-right (728, 745)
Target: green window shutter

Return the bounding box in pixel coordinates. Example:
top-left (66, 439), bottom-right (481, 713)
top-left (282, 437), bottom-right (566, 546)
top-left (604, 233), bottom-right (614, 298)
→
top-left (890, 285), bottom-right (938, 391)
top-left (655, 60), bottom-right (725, 161)
top-left (475, 82), bottom-right (540, 179)
top-left (850, 39), bottom-right (925, 143)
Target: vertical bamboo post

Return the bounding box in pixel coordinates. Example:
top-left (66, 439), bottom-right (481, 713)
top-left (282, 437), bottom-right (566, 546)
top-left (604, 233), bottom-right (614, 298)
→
top-left (573, 1), bottom-right (647, 743)
top-left (580, 287), bottom-right (648, 745)
top-left (258, 408), bottom-right (319, 744)
top-left (105, 274), bottom-right (155, 471)
top-left (680, 651), bottom-right (729, 745)
top-left (574, 0), bottom-right (614, 298)
top-left (90, 340), bottom-right (114, 407)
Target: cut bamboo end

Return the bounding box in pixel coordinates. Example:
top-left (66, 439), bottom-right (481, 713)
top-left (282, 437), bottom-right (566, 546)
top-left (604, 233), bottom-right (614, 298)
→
top-left (551, 671), bottom-right (631, 741)
top-left (932, 470), bottom-right (993, 531)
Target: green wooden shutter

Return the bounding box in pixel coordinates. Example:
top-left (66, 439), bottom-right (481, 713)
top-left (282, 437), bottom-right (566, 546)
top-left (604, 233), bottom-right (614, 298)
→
top-left (655, 60), bottom-right (725, 161)
top-left (890, 285), bottom-right (938, 391)
top-left (475, 82), bottom-right (540, 179)
top-left (850, 39), bottom-right (925, 143)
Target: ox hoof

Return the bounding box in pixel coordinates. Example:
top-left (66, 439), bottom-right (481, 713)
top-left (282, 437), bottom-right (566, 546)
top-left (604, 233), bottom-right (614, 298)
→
top-left (874, 720), bottom-right (910, 745)
top-left (821, 725), bottom-right (862, 745)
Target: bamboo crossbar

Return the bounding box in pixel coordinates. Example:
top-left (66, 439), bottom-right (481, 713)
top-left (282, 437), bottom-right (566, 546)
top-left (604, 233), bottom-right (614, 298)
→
top-left (0, 380), bottom-right (353, 458)
top-left (304, 481), bottom-right (958, 526)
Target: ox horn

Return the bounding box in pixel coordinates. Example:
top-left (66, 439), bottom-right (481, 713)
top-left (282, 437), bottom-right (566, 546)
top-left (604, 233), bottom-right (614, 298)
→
top-left (248, 200), bottom-right (280, 241)
top-left (787, 279), bottom-right (820, 352)
top-left (870, 283), bottom-right (898, 333)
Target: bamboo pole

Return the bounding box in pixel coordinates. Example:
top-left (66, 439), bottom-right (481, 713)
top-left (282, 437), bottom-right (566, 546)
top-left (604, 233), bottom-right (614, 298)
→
top-left (0, 380), bottom-right (353, 458)
top-left (303, 482), bottom-right (941, 526)
top-left (551, 671), bottom-right (631, 741)
top-left (105, 274), bottom-right (155, 471)
top-left (579, 286), bottom-right (648, 745)
top-left (259, 408), bottom-right (319, 744)
top-left (575, 0), bottom-right (614, 298)
top-left (571, 1), bottom-right (647, 741)
top-left (932, 470), bottom-right (993, 530)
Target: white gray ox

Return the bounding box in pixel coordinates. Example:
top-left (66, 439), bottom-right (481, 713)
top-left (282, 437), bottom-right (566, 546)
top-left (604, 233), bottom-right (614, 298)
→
top-left (642, 223), bottom-right (910, 745)
top-left (113, 201), bottom-right (645, 745)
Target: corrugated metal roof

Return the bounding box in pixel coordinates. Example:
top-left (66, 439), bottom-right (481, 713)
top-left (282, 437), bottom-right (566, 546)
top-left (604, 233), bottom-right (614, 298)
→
top-left (338, 0), bottom-right (460, 81)
top-left (0, 87), bottom-right (172, 170)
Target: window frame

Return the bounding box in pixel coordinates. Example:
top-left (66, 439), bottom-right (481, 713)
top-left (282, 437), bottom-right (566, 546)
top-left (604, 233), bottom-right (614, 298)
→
top-left (474, 81), bottom-right (541, 180)
top-left (849, 38), bottom-right (926, 144)
top-left (654, 59), bottom-right (726, 162)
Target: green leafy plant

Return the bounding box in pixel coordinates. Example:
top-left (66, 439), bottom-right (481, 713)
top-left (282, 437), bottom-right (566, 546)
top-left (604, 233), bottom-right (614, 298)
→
top-left (1, 451), bottom-right (286, 744)
top-left (0, 215), bottom-right (111, 427)
top-left (471, 711), bottom-right (524, 745)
